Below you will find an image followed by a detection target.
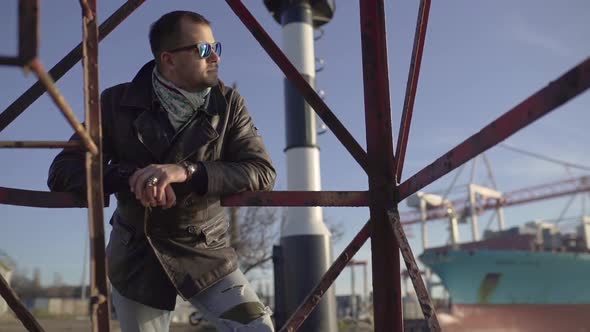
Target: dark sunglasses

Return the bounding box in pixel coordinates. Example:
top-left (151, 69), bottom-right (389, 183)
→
top-left (166, 41), bottom-right (222, 59)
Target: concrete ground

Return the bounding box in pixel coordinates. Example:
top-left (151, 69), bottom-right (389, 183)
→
top-left (0, 317), bottom-right (216, 332)
top-left (0, 316), bottom-right (375, 331)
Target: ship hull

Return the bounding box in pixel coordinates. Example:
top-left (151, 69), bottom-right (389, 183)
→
top-left (441, 304), bottom-right (590, 332)
top-left (420, 248), bottom-right (590, 331)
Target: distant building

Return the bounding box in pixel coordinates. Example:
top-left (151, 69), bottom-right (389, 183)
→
top-left (30, 297), bottom-right (88, 316)
top-left (336, 295), bottom-right (363, 318)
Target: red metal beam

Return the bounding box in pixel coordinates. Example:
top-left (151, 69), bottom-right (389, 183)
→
top-left (399, 57), bottom-right (590, 202)
top-left (0, 186), bottom-right (83, 208)
top-left (0, 0), bottom-right (146, 133)
top-left (387, 208), bottom-right (440, 331)
top-left (19, 0), bottom-right (38, 64)
top-left (222, 191), bottom-right (369, 207)
top-left (224, 0), bottom-right (369, 173)
top-left (28, 59), bottom-right (98, 155)
top-left (0, 141), bottom-right (81, 149)
top-left (359, 1), bottom-right (402, 330)
top-left (80, 1), bottom-right (110, 330)
top-left (0, 189), bottom-right (369, 208)
top-left (0, 57), bottom-right (23, 66)
top-left (280, 221), bottom-right (371, 332)
top-left (0, 273), bottom-right (46, 332)
top-left (0, 0), bottom-right (38, 67)
top-left (394, 0), bottom-right (431, 182)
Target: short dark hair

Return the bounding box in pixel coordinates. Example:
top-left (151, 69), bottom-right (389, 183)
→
top-left (149, 11), bottom-right (210, 64)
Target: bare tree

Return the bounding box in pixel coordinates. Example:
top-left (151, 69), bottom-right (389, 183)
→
top-left (228, 207), bottom-right (282, 275)
top-left (228, 207), bottom-right (344, 276)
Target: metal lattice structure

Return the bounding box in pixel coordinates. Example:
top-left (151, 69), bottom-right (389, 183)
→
top-left (0, 0), bottom-right (589, 331)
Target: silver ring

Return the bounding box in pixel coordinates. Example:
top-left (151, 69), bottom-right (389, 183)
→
top-left (146, 176), bottom-right (159, 187)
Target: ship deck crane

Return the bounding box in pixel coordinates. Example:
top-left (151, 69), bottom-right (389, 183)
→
top-left (403, 175), bottom-right (590, 249)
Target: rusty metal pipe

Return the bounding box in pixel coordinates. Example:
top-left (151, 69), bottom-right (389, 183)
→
top-left (387, 208), bottom-right (441, 331)
top-left (19, 0), bottom-right (38, 64)
top-left (224, 0), bottom-right (369, 173)
top-left (222, 191), bottom-right (369, 207)
top-left (0, 186), bottom-right (83, 208)
top-left (0, 57), bottom-right (22, 66)
top-left (394, 0), bottom-right (431, 182)
top-left (0, 0), bottom-right (146, 132)
top-left (359, 0), bottom-right (403, 330)
top-left (28, 59), bottom-right (98, 155)
top-left (0, 273), bottom-right (46, 332)
top-left (399, 56), bottom-right (590, 202)
top-left (79, 0), bottom-right (110, 330)
top-left (0, 141), bottom-right (81, 149)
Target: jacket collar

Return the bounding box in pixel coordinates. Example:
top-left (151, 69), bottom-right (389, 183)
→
top-left (121, 60), bottom-right (224, 117)
top-left (127, 61), bottom-right (228, 162)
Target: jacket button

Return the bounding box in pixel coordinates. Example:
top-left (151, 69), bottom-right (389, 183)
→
top-left (186, 225), bottom-right (198, 234)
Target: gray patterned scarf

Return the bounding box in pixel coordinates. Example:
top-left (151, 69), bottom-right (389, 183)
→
top-left (152, 67), bottom-right (211, 131)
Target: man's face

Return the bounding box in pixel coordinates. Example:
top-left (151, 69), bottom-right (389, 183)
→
top-left (165, 19), bottom-right (220, 92)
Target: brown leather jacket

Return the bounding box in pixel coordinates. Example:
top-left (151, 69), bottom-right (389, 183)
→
top-left (47, 61), bottom-right (276, 310)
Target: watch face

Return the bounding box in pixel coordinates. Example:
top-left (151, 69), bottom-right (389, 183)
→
top-left (184, 162), bottom-right (197, 176)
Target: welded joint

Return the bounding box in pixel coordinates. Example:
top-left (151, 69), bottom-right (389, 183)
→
top-left (90, 293), bottom-right (107, 305)
top-left (79, 0), bottom-right (96, 21)
top-left (27, 59), bottom-right (99, 155)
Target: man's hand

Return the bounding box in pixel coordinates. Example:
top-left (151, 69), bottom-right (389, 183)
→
top-left (129, 164), bottom-right (187, 207)
top-left (138, 184), bottom-right (177, 209)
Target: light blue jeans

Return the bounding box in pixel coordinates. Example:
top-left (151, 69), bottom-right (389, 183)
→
top-left (111, 269), bottom-right (274, 332)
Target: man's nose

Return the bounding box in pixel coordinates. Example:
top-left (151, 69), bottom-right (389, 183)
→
top-left (208, 50), bottom-right (220, 63)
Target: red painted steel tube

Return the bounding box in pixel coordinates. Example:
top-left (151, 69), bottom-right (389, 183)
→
top-left (0, 187), bottom-right (83, 208)
top-left (394, 0), bottom-right (431, 182)
top-left (0, 189), bottom-right (368, 209)
top-left (0, 0), bottom-right (146, 133)
top-left (222, 191), bottom-right (369, 207)
top-left (0, 57), bottom-right (22, 66)
top-left (0, 0), bottom-right (38, 66)
top-left (387, 208), bottom-right (440, 331)
top-left (19, 0), bottom-right (38, 64)
top-left (0, 141), bottom-right (82, 149)
top-left (280, 221), bottom-right (371, 332)
top-left (359, 0), bottom-right (402, 330)
top-left (80, 1), bottom-right (110, 330)
top-left (28, 59), bottom-right (98, 155)
top-left (0, 273), bottom-right (46, 332)
top-left (224, 0), bottom-right (369, 173)
top-left (399, 56), bottom-right (590, 202)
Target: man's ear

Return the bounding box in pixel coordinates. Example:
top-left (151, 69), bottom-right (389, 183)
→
top-left (160, 52), bottom-right (174, 69)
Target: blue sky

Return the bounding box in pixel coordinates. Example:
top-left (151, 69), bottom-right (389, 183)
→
top-left (1, 1), bottom-right (589, 296)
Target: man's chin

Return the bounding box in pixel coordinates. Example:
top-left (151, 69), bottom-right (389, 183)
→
top-left (205, 77), bottom-right (219, 87)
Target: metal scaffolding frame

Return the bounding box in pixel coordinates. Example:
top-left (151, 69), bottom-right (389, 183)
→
top-left (0, 0), bottom-right (588, 331)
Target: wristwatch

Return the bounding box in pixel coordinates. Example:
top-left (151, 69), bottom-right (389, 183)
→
top-left (180, 161), bottom-right (198, 181)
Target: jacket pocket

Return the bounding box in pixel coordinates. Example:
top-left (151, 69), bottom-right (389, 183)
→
top-left (113, 214), bottom-right (136, 247)
top-left (201, 214), bottom-right (230, 248)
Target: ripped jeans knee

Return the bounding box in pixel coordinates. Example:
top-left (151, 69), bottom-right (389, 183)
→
top-left (189, 269), bottom-right (275, 332)
top-left (219, 305), bottom-right (274, 332)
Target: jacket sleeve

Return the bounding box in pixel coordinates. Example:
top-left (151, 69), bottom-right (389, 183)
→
top-left (47, 89), bottom-right (128, 199)
top-left (200, 94), bottom-right (276, 196)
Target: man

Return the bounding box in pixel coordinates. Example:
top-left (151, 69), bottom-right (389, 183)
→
top-left (48, 11), bottom-right (276, 332)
